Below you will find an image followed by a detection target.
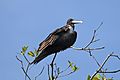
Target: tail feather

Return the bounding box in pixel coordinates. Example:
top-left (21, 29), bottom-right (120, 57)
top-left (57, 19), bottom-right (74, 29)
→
top-left (31, 52), bottom-right (48, 64)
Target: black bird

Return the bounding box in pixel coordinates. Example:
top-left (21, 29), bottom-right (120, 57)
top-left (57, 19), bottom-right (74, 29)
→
top-left (32, 18), bottom-right (83, 64)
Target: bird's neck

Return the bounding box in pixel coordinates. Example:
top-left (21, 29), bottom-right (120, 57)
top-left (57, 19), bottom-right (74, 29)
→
top-left (67, 25), bottom-right (74, 33)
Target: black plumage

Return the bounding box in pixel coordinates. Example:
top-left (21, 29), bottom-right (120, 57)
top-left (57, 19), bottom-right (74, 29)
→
top-left (31, 18), bottom-right (83, 64)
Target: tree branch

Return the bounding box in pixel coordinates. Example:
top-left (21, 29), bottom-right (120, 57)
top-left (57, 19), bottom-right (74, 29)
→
top-left (90, 53), bottom-right (120, 80)
top-left (99, 69), bottom-right (120, 73)
top-left (48, 65), bottom-right (51, 80)
top-left (16, 56), bottom-right (31, 80)
top-left (85, 22), bottom-right (103, 48)
top-left (71, 22), bottom-right (104, 56)
top-left (71, 46), bottom-right (104, 51)
top-left (23, 54), bottom-right (30, 64)
top-left (35, 66), bottom-right (45, 80)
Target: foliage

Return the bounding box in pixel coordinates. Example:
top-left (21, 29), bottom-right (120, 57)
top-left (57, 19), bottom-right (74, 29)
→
top-left (17, 45), bottom-right (120, 80)
top-left (21, 45), bottom-right (28, 55)
top-left (68, 60), bottom-right (79, 72)
top-left (16, 24), bottom-right (120, 80)
top-left (28, 51), bottom-right (35, 57)
top-left (87, 74), bottom-right (113, 80)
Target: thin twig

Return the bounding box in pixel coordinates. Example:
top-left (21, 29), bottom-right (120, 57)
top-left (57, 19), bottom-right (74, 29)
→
top-left (99, 69), bottom-right (120, 73)
top-left (59, 65), bottom-right (71, 74)
top-left (58, 71), bottom-right (75, 78)
top-left (96, 22), bottom-right (103, 31)
top-left (16, 56), bottom-right (31, 80)
top-left (22, 54), bottom-right (31, 80)
top-left (48, 65), bottom-right (51, 80)
top-left (71, 46), bottom-right (104, 51)
top-left (25, 63), bottom-right (30, 80)
top-left (54, 64), bottom-right (71, 79)
top-left (85, 22), bottom-right (103, 49)
top-left (111, 54), bottom-right (120, 60)
top-left (35, 66), bottom-right (45, 80)
top-left (71, 22), bottom-right (104, 54)
top-left (90, 53), bottom-right (114, 80)
top-left (84, 30), bottom-right (97, 48)
top-left (23, 54), bottom-right (30, 64)
top-left (54, 63), bottom-right (59, 79)
top-left (91, 54), bottom-right (101, 67)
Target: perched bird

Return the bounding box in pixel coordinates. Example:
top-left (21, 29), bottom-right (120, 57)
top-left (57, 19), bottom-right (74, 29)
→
top-left (31, 18), bottom-right (83, 64)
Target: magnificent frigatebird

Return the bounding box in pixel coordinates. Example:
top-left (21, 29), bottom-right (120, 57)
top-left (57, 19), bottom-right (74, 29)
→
top-left (32, 18), bottom-right (83, 64)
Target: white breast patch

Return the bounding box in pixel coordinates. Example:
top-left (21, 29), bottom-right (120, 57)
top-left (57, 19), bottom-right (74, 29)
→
top-left (68, 25), bottom-right (74, 33)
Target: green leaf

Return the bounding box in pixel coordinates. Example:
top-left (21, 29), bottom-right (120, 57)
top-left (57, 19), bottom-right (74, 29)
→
top-left (21, 46), bottom-right (28, 55)
top-left (72, 65), bottom-right (79, 71)
top-left (22, 46), bottom-right (28, 52)
top-left (68, 60), bottom-right (73, 68)
top-left (28, 51), bottom-right (35, 57)
top-left (93, 77), bottom-right (100, 80)
top-left (87, 75), bottom-right (91, 80)
top-left (33, 49), bottom-right (38, 56)
top-left (68, 60), bottom-right (79, 72)
top-left (102, 77), bottom-right (106, 80)
top-left (107, 78), bottom-right (113, 80)
top-left (95, 74), bottom-right (101, 79)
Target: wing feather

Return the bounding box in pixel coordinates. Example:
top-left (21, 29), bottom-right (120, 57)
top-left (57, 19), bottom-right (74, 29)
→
top-left (37, 35), bottom-right (58, 52)
top-left (37, 26), bottom-right (69, 52)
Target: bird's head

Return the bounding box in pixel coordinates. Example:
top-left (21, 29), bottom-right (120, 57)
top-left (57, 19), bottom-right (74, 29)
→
top-left (66, 18), bottom-right (83, 29)
top-left (67, 18), bottom-right (83, 25)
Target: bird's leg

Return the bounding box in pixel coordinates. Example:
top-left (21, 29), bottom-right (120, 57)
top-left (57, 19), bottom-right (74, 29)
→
top-left (50, 53), bottom-right (57, 80)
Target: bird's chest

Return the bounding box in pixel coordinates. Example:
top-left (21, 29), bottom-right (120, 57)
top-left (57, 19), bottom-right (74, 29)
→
top-left (61, 26), bottom-right (75, 42)
top-left (56, 31), bottom-right (77, 48)
top-left (62, 32), bottom-right (74, 41)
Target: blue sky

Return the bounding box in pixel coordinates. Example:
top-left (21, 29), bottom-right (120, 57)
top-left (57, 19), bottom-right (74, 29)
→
top-left (0, 0), bottom-right (120, 80)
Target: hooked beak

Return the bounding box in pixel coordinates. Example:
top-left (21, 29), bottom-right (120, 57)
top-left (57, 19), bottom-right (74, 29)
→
top-left (72, 20), bottom-right (83, 24)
